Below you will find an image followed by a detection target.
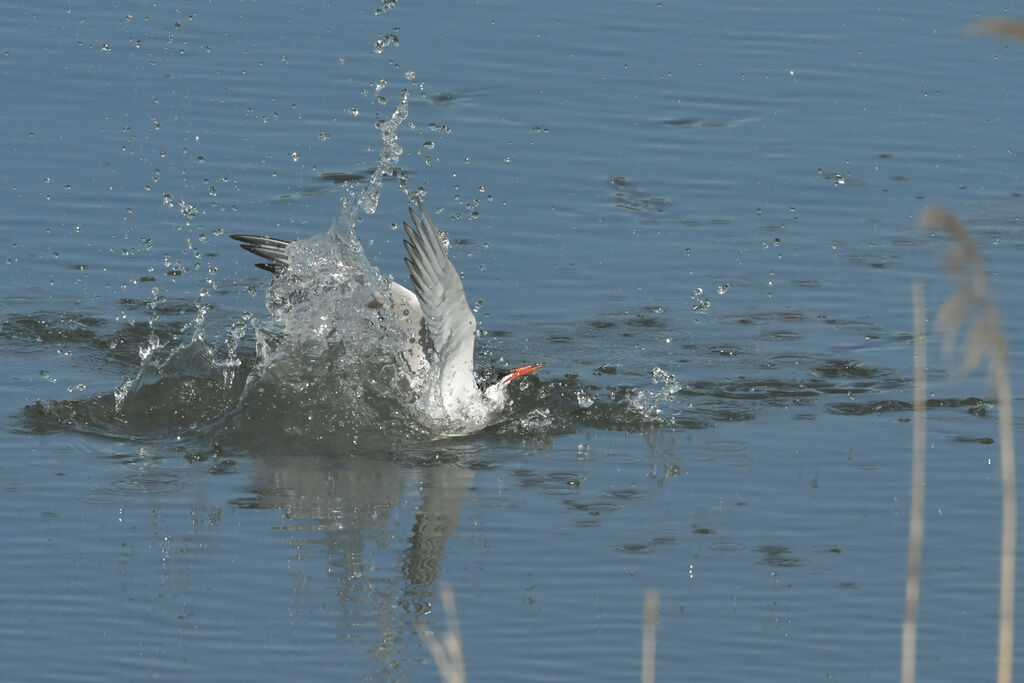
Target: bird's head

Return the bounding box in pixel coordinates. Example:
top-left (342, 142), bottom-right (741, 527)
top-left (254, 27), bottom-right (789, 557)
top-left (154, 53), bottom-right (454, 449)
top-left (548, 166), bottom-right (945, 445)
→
top-left (482, 363), bottom-right (543, 404)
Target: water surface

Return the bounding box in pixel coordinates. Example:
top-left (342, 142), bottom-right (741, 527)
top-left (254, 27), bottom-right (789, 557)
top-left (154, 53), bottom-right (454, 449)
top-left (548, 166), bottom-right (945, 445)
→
top-left (2, 1), bottom-right (1023, 680)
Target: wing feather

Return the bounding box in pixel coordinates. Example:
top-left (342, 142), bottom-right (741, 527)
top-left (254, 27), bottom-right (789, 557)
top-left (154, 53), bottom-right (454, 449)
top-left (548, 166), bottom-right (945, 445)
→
top-left (401, 200), bottom-right (478, 395)
top-left (231, 234), bottom-right (291, 274)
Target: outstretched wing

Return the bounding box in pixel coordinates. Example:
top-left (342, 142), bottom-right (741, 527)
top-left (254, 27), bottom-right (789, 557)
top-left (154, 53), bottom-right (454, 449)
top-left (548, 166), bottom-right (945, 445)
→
top-left (230, 234), bottom-right (291, 274)
top-left (402, 200), bottom-right (478, 395)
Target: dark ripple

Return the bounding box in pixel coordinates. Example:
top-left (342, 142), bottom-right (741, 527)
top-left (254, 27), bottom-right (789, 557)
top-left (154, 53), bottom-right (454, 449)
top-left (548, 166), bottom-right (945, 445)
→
top-left (721, 310), bottom-right (810, 326)
top-left (814, 358), bottom-right (884, 378)
top-left (81, 469), bottom-right (189, 504)
top-left (320, 170), bottom-right (371, 184)
top-left (565, 500), bottom-right (620, 515)
top-left (827, 396), bottom-right (990, 416)
top-left (0, 309), bottom-right (209, 367)
top-left (605, 488), bottom-right (646, 501)
top-left (756, 545), bottom-right (807, 568)
top-left (607, 175), bottom-right (670, 215)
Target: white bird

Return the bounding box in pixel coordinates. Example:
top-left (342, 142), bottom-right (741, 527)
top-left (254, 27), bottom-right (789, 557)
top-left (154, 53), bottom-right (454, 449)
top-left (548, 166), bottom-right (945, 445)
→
top-left (230, 200), bottom-right (541, 432)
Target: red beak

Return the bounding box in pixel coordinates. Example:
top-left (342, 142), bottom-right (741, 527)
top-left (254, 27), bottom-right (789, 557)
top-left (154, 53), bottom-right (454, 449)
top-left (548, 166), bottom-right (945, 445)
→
top-left (501, 363), bottom-right (543, 384)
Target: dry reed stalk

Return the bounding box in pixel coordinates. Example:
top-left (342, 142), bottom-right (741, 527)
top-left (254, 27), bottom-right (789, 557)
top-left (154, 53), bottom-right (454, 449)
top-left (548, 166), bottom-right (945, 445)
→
top-left (919, 208), bottom-right (1016, 683)
top-left (902, 281), bottom-right (928, 683)
top-left (420, 584), bottom-right (466, 683)
top-left (975, 18), bottom-right (1024, 42)
top-left (642, 589), bottom-right (660, 683)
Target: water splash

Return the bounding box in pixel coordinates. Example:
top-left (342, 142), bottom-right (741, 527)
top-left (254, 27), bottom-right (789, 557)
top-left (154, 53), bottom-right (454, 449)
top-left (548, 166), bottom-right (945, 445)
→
top-left (627, 367), bottom-right (683, 421)
top-left (234, 220), bottom-right (429, 446)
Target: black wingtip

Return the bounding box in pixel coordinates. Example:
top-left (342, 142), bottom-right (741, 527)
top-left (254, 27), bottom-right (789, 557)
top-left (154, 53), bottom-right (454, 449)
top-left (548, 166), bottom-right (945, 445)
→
top-left (255, 262), bottom-right (280, 274)
top-left (231, 233), bottom-right (291, 274)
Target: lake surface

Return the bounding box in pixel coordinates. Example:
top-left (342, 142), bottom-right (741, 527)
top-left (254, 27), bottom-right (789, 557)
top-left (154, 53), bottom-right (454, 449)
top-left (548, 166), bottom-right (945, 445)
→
top-left (2, 1), bottom-right (1023, 680)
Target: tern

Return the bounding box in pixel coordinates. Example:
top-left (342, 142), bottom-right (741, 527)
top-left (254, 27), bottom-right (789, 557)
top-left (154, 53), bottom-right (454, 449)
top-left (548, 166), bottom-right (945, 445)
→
top-left (230, 201), bottom-right (541, 431)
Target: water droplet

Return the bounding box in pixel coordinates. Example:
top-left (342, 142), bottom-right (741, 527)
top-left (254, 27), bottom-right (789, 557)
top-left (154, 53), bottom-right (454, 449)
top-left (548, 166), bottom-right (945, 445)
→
top-left (691, 288), bottom-right (711, 314)
top-left (373, 34), bottom-right (398, 53)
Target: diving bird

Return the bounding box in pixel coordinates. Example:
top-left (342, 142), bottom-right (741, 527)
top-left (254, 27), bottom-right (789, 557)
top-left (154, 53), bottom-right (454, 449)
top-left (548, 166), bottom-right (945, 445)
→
top-left (230, 200), bottom-right (541, 430)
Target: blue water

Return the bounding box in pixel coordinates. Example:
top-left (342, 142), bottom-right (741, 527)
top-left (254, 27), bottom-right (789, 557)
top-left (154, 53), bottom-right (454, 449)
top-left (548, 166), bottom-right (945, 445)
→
top-left (2, 1), bottom-right (1023, 680)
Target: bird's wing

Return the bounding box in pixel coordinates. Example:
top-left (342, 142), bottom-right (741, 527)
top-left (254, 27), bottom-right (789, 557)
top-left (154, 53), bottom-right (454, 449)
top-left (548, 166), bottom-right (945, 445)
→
top-left (230, 234), bottom-right (291, 274)
top-left (388, 280), bottom-right (431, 378)
top-left (402, 200), bottom-right (478, 394)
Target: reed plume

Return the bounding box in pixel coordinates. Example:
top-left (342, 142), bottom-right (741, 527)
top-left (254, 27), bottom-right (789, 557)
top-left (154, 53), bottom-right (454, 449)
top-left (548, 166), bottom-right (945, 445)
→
top-left (917, 208), bottom-right (1016, 683)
